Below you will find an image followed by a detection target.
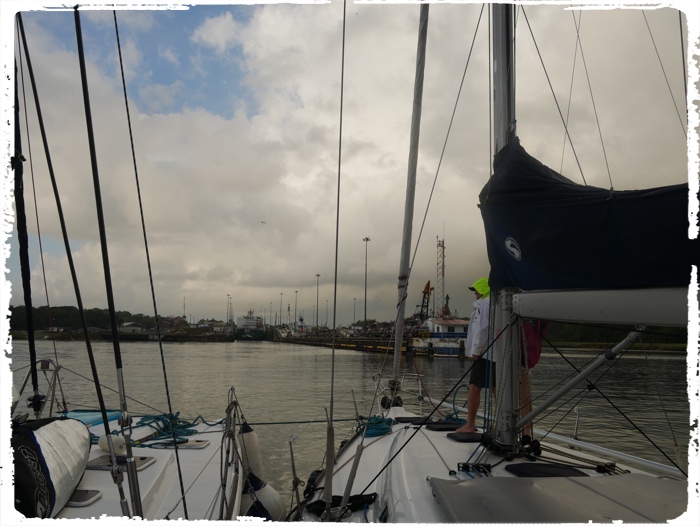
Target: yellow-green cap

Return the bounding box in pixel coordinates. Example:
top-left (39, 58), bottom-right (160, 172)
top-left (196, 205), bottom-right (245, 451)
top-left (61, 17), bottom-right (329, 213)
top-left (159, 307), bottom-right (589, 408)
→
top-left (469, 277), bottom-right (490, 297)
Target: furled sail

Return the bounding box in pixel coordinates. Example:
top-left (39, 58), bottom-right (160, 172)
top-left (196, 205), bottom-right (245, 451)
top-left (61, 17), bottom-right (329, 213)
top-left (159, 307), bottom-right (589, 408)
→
top-left (479, 139), bottom-right (689, 291)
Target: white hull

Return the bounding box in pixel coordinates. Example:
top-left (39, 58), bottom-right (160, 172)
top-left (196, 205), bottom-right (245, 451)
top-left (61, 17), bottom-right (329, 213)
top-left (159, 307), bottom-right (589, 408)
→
top-left (299, 405), bottom-right (686, 523)
top-left (412, 337), bottom-right (466, 357)
top-left (56, 417), bottom-right (244, 520)
top-left (12, 364), bottom-right (282, 521)
top-left (513, 288), bottom-right (688, 327)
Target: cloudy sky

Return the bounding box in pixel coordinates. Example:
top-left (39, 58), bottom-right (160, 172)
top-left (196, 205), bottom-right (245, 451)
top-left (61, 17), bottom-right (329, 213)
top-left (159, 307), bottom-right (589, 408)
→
top-left (1, 0), bottom-right (697, 328)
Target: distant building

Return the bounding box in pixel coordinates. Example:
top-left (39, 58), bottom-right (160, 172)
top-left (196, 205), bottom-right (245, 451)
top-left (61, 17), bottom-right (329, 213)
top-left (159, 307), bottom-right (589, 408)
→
top-left (425, 317), bottom-right (469, 334)
top-left (120, 322), bottom-right (144, 333)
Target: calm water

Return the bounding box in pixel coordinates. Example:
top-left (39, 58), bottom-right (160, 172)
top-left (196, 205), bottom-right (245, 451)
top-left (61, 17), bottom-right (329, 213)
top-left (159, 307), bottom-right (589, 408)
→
top-left (9, 339), bottom-right (691, 506)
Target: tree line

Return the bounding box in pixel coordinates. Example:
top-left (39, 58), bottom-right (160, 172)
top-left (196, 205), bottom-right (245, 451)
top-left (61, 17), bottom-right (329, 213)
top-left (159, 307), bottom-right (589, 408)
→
top-left (8, 305), bottom-right (188, 332)
top-left (8, 304), bottom-right (686, 347)
top-left (537, 320), bottom-right (686, 348)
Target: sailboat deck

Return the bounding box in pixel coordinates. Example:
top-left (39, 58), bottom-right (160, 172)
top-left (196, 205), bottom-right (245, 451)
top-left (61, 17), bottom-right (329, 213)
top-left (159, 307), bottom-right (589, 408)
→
top-left (55, 419), bottom-right (238, 520)
top-left (431, 473), bottom-right (686, 522)
top-left (305, 406), bottom-right (687, 523)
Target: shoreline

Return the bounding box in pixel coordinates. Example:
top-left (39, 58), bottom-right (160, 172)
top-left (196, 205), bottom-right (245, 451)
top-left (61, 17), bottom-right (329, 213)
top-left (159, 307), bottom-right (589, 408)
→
top-left (8, 331), bottom-right (686, 354)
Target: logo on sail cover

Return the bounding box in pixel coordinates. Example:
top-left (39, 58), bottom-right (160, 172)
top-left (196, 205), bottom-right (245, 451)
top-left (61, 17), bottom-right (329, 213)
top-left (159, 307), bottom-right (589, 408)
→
top-left (505, 237), bottom-right (521, 261)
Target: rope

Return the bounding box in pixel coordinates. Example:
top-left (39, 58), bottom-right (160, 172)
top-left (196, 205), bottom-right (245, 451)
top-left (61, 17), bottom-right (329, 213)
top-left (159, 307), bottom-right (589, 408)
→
top-left (359, 416), bottom-right (393, 437)
top-left (87, 412), bottom-right (204, 446)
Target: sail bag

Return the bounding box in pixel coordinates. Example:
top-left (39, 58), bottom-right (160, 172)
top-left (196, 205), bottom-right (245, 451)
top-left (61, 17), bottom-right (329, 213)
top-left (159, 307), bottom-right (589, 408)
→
top-left (479, 139), bottom-right (689, 291)
top-left (12, 417), bottom-right (91, 518)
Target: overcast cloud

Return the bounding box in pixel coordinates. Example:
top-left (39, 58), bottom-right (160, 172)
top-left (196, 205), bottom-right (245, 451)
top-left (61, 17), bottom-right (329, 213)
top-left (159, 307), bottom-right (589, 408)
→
top-left (1, 0), bottom-right (697, 328)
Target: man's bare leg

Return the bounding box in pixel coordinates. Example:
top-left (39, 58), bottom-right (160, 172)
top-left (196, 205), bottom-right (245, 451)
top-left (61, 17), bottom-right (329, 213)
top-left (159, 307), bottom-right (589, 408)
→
top-left (456, 383), bottom-right (481, 433)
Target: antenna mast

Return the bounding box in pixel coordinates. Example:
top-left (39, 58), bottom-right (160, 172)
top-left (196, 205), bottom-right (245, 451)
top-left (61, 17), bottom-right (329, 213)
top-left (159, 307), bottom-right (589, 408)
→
top-left (436, 237), bottom-right (446, 316)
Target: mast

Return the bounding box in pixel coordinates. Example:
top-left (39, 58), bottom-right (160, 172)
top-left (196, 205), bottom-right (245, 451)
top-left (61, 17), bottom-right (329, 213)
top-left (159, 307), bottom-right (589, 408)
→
top-left (491, 3), bottom-right (518, 450)
top-left (436, 237), bottom-right (445, 316)
top-left (391, 4), bottom-right (430, 390)
top-left (73, 8), bottom-right (143, 515)
top-left (493, 4), bottom-right (516, 155)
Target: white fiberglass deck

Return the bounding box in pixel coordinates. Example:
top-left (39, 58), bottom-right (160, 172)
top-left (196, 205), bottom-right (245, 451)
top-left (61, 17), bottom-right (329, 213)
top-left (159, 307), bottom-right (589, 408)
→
top-left (302, 406), bottom-right (687, 523)
top-left (56, 418), bottom-right (241, 520)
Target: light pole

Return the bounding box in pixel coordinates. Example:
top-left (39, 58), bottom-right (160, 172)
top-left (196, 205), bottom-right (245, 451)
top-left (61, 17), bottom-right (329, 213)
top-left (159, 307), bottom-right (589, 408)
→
top-left (226, 294), bottom-right (230, 329)
top-left (363, 237), bottom-right (370, 335)
top-left (279, 293), bottom-right (283, 327)
top-left (294, 291), bottom-right (298, 331)
top-left (315, 274), bottom-right (320, 328)
top-left (353, 297), bottom-right (356, 326)
top-left (325, 299), bottom-right (328, 327)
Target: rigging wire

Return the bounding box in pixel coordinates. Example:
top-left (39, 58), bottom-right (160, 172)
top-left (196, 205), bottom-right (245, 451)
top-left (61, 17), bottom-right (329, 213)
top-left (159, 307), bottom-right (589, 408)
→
top-left (14, 19), bottom-right (127, 505)
top-left (563, 10), bottom-right (613, 189)
top-left (559, 10), bottom-right (579, 175)
top-left (364, 3), bottom-right (486, 400)
top-left (678, 11), bottom-right (687, 101)
top-left (329, 0), bottom-right (348, 428)
top-left (411, 356), bottom-right (446, 418)
top-left (390, 2), bottom-right (430, 392)
top-left (73, 7), bottom-right (143, 516)
top-left (329, 6), bottom-right (490, 490)
top-left (642, 11), bottom-right (687, 139)
top-left (112, 10), bottom-right (189, 519)
top-left (322, 0), bottom-right (348, 516)
top-left (410, 4), bottom-right (485, 266)
top-left (488, 4), bottom-right (493, 176)
top-left (359, 5), bottom-right (487, 419)
top-left (11, 59), bottom-right (42, 416)
top-left (356, 7), bottom-right (486, 397)
top-left (638, 337), bottom-right (683, 466)
top-left (358, 322), bottom-right (513, 497)
top-left (523, 357), bottom-right (684, 477)
top-left (525, 320), bottom-right (687, 476)
top-left (521, 7), bottom-right (587, 185)
top-left (15, 32), bottom-right (63, 376)
top-left (335, 4), bottom-right (439, 480)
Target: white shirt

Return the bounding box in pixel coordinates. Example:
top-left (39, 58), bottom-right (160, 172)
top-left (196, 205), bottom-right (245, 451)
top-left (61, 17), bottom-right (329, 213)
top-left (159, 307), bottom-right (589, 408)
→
top-left (465, 296), bottom-right (492, 362)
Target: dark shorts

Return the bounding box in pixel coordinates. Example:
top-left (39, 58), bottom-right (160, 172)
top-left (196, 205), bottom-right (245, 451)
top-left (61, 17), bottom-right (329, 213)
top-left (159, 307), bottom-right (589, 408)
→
top-left (470, 358), bottom-right (496, 389)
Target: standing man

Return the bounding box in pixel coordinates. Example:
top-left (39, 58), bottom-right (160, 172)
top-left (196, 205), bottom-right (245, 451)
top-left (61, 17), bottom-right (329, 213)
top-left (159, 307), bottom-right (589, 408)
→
top-left (456, 277), bottom-right (493, 433)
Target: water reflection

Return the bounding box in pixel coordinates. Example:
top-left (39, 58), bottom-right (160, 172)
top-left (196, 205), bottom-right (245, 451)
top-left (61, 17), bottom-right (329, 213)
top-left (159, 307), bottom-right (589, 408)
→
top-left (9, 340), bottom-right (690, 505)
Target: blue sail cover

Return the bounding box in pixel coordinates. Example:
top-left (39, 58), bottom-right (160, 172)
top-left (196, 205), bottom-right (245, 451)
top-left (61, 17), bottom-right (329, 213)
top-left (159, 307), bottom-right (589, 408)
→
top-left (479, 139), bottom-right (689, 291)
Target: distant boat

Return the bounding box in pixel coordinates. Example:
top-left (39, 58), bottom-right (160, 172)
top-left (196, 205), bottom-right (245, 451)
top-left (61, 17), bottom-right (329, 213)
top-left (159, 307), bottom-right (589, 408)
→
top-left (412, 316), bottom-right (468, 357)
top-left (235, 310), bottom-right (266, 341)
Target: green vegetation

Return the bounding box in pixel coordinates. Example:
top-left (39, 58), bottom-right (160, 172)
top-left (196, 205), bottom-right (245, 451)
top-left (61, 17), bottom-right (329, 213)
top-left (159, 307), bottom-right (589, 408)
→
top-left (544, 321), bottom-right (686, 351)
top-left (8, 305), bottom-right (188, 332)
top-left (9, 306), bottom-right (687, 351)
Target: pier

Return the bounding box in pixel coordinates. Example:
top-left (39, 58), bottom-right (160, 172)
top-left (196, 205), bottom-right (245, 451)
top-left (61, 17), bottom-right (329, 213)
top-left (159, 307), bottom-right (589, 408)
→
top-left (275, 334), bottom-right (414, 353)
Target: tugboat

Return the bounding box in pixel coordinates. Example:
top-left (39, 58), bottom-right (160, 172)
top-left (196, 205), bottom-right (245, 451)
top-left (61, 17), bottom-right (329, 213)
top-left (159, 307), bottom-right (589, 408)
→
top-left (235, 310), bottom-right (266, 341)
